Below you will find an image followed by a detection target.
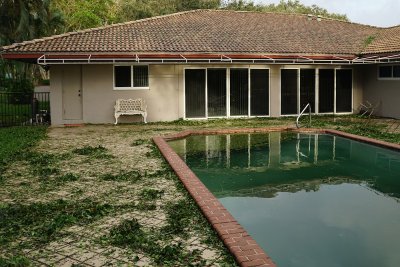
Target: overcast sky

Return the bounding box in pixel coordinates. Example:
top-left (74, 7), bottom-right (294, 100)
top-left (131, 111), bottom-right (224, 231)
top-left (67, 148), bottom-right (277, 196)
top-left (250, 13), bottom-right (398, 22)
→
top-left (258, 0), bottom-right (400, 27)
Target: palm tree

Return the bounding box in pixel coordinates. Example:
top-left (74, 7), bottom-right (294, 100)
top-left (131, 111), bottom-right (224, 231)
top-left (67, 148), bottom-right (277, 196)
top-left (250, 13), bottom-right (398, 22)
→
top-left (0, 0), bottom-right (64, 89)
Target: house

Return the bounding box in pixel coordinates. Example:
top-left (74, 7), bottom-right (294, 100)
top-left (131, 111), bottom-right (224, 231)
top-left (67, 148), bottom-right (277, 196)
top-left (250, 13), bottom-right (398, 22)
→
top-left (1, 9), bottom-right (400, 125)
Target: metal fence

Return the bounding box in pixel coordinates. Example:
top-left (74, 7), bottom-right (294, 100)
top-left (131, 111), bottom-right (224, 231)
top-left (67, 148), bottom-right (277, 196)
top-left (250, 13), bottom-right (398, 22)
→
top-left (0, 92), bottom-right (50, 127)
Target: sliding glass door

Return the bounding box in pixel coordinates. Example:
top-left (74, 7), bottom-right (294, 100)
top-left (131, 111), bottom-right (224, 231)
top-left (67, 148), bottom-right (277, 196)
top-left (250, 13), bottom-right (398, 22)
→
top-left (336, 69), bottom-right (352, 112)
top-left (185, 69), bottom-right (205, 118)
top-left (251, 69), bottom-right (269, 116)
top-left (319, 69), bottom-right (335, 113)
top-left (185, 68), bottom-right (270, 118)
top-left (281, 68), bottom-right (319, 115)
top-left (281, 69), bottom-right (298, 115)
top-left (230, 69), bottom-right (249, 116)
top-left (207, 69), bottom-right (227, 117)
top-left (300, 69), bottom-right (315, 112)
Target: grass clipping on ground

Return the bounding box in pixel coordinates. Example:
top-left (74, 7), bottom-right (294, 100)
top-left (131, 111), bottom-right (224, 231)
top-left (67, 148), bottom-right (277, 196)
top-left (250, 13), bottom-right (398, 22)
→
top-left (0, 116), bottom-right (399, 266)
top-left (0, 124), bottom-right (237, 266)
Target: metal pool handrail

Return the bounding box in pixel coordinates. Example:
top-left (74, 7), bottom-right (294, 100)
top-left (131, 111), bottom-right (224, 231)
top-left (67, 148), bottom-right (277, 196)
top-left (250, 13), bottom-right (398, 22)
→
top-left (296, 103), bottom-right (312, 128)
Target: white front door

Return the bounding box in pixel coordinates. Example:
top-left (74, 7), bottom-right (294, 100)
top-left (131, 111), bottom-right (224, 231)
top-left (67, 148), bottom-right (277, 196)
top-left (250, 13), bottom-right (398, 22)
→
top-left (62, 65), bottom-right (83, 120)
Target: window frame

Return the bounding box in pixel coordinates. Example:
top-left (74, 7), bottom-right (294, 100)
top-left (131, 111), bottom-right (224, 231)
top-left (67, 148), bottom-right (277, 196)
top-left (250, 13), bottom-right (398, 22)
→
top-left (113, 64), bottom-right (149, 90)
top-left (279, 66), bottom-right (353, 116)
top-left (183, 66), bottom-right (270, 120)
top-left (377, 65), bottom-right (400, 80)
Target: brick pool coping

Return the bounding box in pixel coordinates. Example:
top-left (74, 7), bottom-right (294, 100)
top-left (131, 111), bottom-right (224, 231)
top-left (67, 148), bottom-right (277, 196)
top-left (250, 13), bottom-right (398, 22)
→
top-left (153, 127), bottom-right (400, 267)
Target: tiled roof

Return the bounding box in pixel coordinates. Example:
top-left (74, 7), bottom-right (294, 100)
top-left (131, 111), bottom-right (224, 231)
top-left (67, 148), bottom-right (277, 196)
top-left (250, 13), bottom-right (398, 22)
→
top-left (1, 9), bottom-right (397, 57)
top-left (362, 26), bottom-right (400, 55)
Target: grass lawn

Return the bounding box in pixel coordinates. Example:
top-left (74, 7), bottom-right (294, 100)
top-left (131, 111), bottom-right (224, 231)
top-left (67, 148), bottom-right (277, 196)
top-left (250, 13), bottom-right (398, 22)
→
top-left (0, 116), bottom-right (399, 266)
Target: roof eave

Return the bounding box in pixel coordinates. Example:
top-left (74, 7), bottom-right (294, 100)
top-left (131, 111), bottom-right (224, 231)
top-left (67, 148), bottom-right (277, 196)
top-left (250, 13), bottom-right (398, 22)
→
top-left (1, 52), bottom-right (358, 65)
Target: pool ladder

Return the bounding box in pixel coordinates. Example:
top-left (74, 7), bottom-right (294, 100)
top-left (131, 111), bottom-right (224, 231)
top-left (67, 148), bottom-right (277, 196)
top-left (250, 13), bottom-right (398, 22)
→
top-left (296, 103), bottom-right (312, 128)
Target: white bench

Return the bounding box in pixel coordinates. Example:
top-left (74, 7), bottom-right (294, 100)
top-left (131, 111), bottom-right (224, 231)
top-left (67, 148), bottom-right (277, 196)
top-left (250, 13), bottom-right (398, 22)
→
top-left (114, 98), bottom-right (147, 124)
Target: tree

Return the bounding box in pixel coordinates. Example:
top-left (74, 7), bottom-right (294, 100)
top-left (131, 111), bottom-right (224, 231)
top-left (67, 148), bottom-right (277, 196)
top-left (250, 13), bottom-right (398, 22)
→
top-left (174, 0), bottom-right (221, 11)
top-left (223, 0), bottom-right (348, 21)
top-left (0, 0), bottom-right (64, 91)
top-left (0, 0), bottom-right (64, 45)
top-left (114, 0), bottom-right (221, 22)
top-left (50, 0), bottom-right (116, 31)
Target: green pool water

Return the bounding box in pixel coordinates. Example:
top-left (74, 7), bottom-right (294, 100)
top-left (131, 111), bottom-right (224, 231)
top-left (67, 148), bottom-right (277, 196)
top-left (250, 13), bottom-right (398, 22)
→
top-left (168, 132), bottom-right (400, 267)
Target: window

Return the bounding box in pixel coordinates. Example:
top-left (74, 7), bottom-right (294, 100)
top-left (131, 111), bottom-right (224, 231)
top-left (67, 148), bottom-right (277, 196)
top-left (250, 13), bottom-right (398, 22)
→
top-left (230, 69), bottom-right (249, 116)
top-left (281, 69), bottom-right (298, 115)
top-left (378, 65), bottom-right (400, 79)
top-left (207, 69), bottom-right (227, 117)
top-left (185, 69), bottom-right (206, 118)
top-left (319, 69), bottom-right (335, 113)
top-left (250, 69), bottom-right (269, 116)
top-left (394, 66), bottom-right (400, 78)
top-left (114, 65), bottom-right (149, 89)
top-left (114, 66), bottom-right (131, 87)
top-left (184, 68), bottom-right (270, 119)
top-left (336, 69), bottom-right (352, 112)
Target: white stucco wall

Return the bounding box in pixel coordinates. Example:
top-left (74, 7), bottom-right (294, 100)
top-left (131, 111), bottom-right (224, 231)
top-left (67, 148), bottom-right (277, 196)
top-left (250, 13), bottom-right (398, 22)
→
top-left (49, 63), bottom-right (363, 125)
top-left (362, 65), bottom-right (400, 119)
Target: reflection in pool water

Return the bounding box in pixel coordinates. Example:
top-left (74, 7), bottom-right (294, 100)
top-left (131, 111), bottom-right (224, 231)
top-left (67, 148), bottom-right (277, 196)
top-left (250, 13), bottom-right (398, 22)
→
top-left (168, 132), bottom-right (400, 267)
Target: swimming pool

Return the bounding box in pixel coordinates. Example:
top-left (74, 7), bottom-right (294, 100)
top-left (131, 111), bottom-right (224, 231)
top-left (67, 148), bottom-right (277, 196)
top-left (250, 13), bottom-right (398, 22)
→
top-left (167, 131), bottom-right (400, 267)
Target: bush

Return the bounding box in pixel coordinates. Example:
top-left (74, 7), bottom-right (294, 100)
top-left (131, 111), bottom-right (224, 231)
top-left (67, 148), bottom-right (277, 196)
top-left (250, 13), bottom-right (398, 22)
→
top-left (2, 78), bottom-right (33, 93)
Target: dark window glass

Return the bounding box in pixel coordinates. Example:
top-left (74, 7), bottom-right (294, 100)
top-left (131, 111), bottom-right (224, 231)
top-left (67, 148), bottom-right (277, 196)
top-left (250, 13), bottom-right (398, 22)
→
top-left (250, 69), bottom-right (269, 116)
top-left (336, 69), bottom-right (352, 112)
top-left (379, 66), bottom-right (392, 78)
top-left (133, 66), bottom-right (149, 87)
top-left (393, 66), bottom-right (400, 78)
top-left (114, 66), bottom-right (131, 87)
top-left (185, 69), bottom-right (206, 118)
top-left (319, 69), bottom-right (334, 113)
top-left (300, 69), bottom-right (315, 113)
top-left (207, 69), bottom-right (226, 117)
top-left (230, 69), bottom-right (249, 116)
top-left (281, 69), bottom-right (298, 115)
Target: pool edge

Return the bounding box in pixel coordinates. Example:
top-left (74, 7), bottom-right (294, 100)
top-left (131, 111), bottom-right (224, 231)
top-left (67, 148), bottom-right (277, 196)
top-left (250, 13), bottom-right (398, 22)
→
top-left (153, 127), bottom-right (400, 267)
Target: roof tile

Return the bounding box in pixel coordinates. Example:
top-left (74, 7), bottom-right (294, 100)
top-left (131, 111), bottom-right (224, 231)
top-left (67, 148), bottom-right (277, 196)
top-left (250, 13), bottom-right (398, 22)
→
top-left (1, 9), bottom-right (397, 57)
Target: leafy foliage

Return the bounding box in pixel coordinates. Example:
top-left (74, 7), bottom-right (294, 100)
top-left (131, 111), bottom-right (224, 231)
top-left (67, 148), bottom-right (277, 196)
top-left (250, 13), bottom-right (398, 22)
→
top-left (223, 0), bottom-right (348, 21)
top-left (0, 199), bottom-right (113, 246)
top-left (0, 126), bottom-right (47, 179)
top-left (0, 0), bottom-right (64, 88)
top-left (0, 0), bottom-right (64, 45)
top-left (108, 218), bottom-right (204, 265)
top-left (57, 173), bottom-right (80, 182)
top-left (100, 170), bottom-right (142, 182)
top-left (50, 0), bottom-right (116, 31)
top-left (0, 255), bottom-right (31, 267)
top-left (114, 0), bottom-right (221, 22)
top-left (139, 188), bottom-right (164, 200)
top-left (72, 145), bottom-right (114, 159)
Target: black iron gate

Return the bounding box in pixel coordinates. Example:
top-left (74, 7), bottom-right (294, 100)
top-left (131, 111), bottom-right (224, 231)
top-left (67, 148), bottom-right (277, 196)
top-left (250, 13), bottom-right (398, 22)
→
top-left (0, 92), bottom-right (50, 127)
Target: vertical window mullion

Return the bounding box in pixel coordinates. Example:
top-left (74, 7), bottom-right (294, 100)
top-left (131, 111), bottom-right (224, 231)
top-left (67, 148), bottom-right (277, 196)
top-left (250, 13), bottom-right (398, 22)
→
top-left (131, 66), bottom-right (134, 87)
